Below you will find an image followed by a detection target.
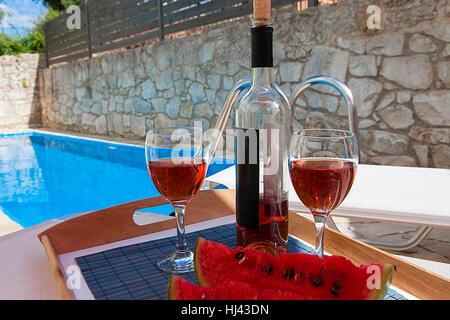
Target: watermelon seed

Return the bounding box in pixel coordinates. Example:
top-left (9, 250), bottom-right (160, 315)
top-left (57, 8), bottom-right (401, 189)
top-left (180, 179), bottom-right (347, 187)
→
top-left (289, 268), bottom-right (295, 279)
top-left (333, 281), bottom-right (341, 290)
top-left (235, 252), bottom-right (244, 259)
top-left (312, 277), bottom-right (322, 286)
top-left (267, 264), bottom-right (273, 275)
top-left (330, 287), bottom-right (339, 298)
top-left (299, 272), bottom-right (304, 281)
top-left (283, 269), bottom-right (288, 279)
top-left (237, 256), bottom-right (246, 264)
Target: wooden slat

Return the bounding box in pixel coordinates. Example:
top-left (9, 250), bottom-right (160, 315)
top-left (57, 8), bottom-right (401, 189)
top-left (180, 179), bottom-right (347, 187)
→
top-left (40, 235), bottom-right (75, 300)
top-left (91, 29), bottom-right (159, 54)
top-left (163, 0), bottom-right (246, 26)
top-left (91, 5), bottom-right (158, 32)
top-left (163, 0), bottom-right (206, 15)
top-left (91, 20), bottom-right (159, 47)
top-left (164, 2), bottom-right (252, 35)
top-left (90, 10), bottom-right (159, 45)
top-left (49, 50), bottom-right (90, 66)
top-left (289, 212), bottom-right (450, 300)
top-left (272, 0), bottom-right (300, 8)
top-left (46, 21), bottom-right (73, 40)
top-left (46, 21), bottom-right (88, 43)
top-left (49, 42), bottom-right (89, 59)
top-left (89, 0), bottom-right (157, 26)
top-left (88, 0), bottom-right (138, 12)
top-left (44, 13), bottom-right (67, 31)
top-left (47, 30), bottom-right (88, 52)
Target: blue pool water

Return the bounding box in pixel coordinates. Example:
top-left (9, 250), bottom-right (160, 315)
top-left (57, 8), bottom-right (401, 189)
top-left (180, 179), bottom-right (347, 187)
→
top-left (0, 132), bottom-right (232, 228)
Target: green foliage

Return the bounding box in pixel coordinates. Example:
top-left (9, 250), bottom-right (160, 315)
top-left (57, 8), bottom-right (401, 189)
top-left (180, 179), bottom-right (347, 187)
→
top-left (37, 0), bottom-right (83, 10)
top-left (0, 0), bottom-right (84, 55)
top-left (0, 30), bottom-right (45, 55)
top-left (0, 6), bottom-right (60, 55)
top-left (61, 0), bottom-right (83, 9)
top-left (0, 37), bottom-right (29, 55)
top-left (21, 29), bottom-right (45, 52)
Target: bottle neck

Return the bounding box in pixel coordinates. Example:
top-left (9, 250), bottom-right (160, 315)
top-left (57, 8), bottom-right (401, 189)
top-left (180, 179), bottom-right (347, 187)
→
top-left (251, 26), bottom-right (273, 68)
top-left (251, 67), bottom-right (273, 87)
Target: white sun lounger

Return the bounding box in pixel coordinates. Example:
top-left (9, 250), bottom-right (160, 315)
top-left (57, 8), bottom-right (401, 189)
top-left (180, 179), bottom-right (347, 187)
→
top-left (206, 164), bottom-right (450, 251)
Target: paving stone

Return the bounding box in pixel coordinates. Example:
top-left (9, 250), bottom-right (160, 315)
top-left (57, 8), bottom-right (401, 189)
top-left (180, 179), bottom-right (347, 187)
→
top-left (348, 78), bottom-right (383, 118)
top-left (409, 127), bottom-right (450, 145)
top-left (437, 61), bottom-right (450, 87)
top-left (279, 62), bottom-right (303, 82)
top-left (367, 33), bottom-right (405, 56)
top-left (370, 155), bottom-right (417, 166)
top-left (380, 55), bottom-right (433, 89)
top-left (408, 33), bottom-right (437, 53)
top-left (431, 144), bottom-right (450, 168)
top-left (413, 91), bottom-right (450, 126)
top-left (302, 47), bottom-right (349, 95)
top-left (141, 79), bottom-right (156, 100)
top-left (349, 55), bottom-right (377, 77)
top-left (413, 144), bottom-right (429, 167)
top-left (336, 37), bottom-right (365, 54)
top-left (155, 70), bottom-right (173, 91)
top-left (379, 105), bottom-right (414, 129)
top-left (424, 23), bottom-right (450, 42)
top-left (188, 83), bottom-right (206, 104)
top-left (360, 130), bottom-right (409, 154)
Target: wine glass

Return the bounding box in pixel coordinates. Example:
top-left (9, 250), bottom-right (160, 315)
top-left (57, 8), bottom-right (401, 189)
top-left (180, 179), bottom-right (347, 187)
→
top-left (145, 126), bottom-right (207, 273)
top-left (289, 129), bottom-right (358, 257)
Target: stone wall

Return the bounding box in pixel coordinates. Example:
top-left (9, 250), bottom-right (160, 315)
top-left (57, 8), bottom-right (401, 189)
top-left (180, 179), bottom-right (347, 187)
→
top-left (0, 54), bottom-right (43, 129)
top-left (40, 0), bottom-right (450, 168)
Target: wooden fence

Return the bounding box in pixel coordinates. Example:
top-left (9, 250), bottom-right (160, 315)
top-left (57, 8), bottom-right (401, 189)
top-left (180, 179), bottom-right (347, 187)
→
top-left (44, 0), bottom-right (320, 67)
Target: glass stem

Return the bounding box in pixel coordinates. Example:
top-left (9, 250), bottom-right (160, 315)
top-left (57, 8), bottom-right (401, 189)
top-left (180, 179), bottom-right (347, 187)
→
top-left (313, 214), bottom-right (327, 258)
top-left (174, 205), bottom-right (188, 255)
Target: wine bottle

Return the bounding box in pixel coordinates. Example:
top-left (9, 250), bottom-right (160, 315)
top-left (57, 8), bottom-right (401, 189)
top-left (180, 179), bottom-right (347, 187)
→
top-left (235, 0), bottom-right (291, 254)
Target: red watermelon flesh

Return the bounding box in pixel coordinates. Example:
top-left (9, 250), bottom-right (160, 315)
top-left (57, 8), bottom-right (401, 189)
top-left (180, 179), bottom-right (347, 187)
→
top-left (194, 238), bottom-right (393, 300)
top-left (168, 275), bottom-right (315, 300)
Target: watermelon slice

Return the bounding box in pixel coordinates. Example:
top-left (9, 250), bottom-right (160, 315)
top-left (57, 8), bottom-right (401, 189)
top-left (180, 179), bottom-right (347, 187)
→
top-left (168, 275), bottom-right (315, 300)
top-left (193, 238), bottom-right (393, 300)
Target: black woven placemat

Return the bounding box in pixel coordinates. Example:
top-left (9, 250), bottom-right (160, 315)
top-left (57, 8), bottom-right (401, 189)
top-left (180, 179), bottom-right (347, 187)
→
top-left (76, 223), bottom-right (407, 300)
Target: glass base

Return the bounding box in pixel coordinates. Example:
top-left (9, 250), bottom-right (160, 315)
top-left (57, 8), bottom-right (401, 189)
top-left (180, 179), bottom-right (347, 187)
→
top-left (156, 250), bottom-right (194, 274)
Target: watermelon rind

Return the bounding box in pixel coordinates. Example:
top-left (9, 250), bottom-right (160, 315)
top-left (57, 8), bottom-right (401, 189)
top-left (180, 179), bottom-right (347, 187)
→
top-left (194, 237), bottom-right (208, 287)
top-left (167, 275), bottom-right (176, 300)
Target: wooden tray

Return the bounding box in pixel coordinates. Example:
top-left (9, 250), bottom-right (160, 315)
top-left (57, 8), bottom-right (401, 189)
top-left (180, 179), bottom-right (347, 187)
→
top-left (38, 189), bottom-right (450, 300)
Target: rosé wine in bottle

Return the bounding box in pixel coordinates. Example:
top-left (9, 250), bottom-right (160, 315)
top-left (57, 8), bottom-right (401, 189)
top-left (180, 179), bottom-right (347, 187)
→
top-left (234, 0), bottom-right (291, 254)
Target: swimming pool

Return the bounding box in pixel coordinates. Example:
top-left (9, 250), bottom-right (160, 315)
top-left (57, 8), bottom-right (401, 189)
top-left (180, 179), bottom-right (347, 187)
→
top-left (0, 132), bottom-right (232, 228)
